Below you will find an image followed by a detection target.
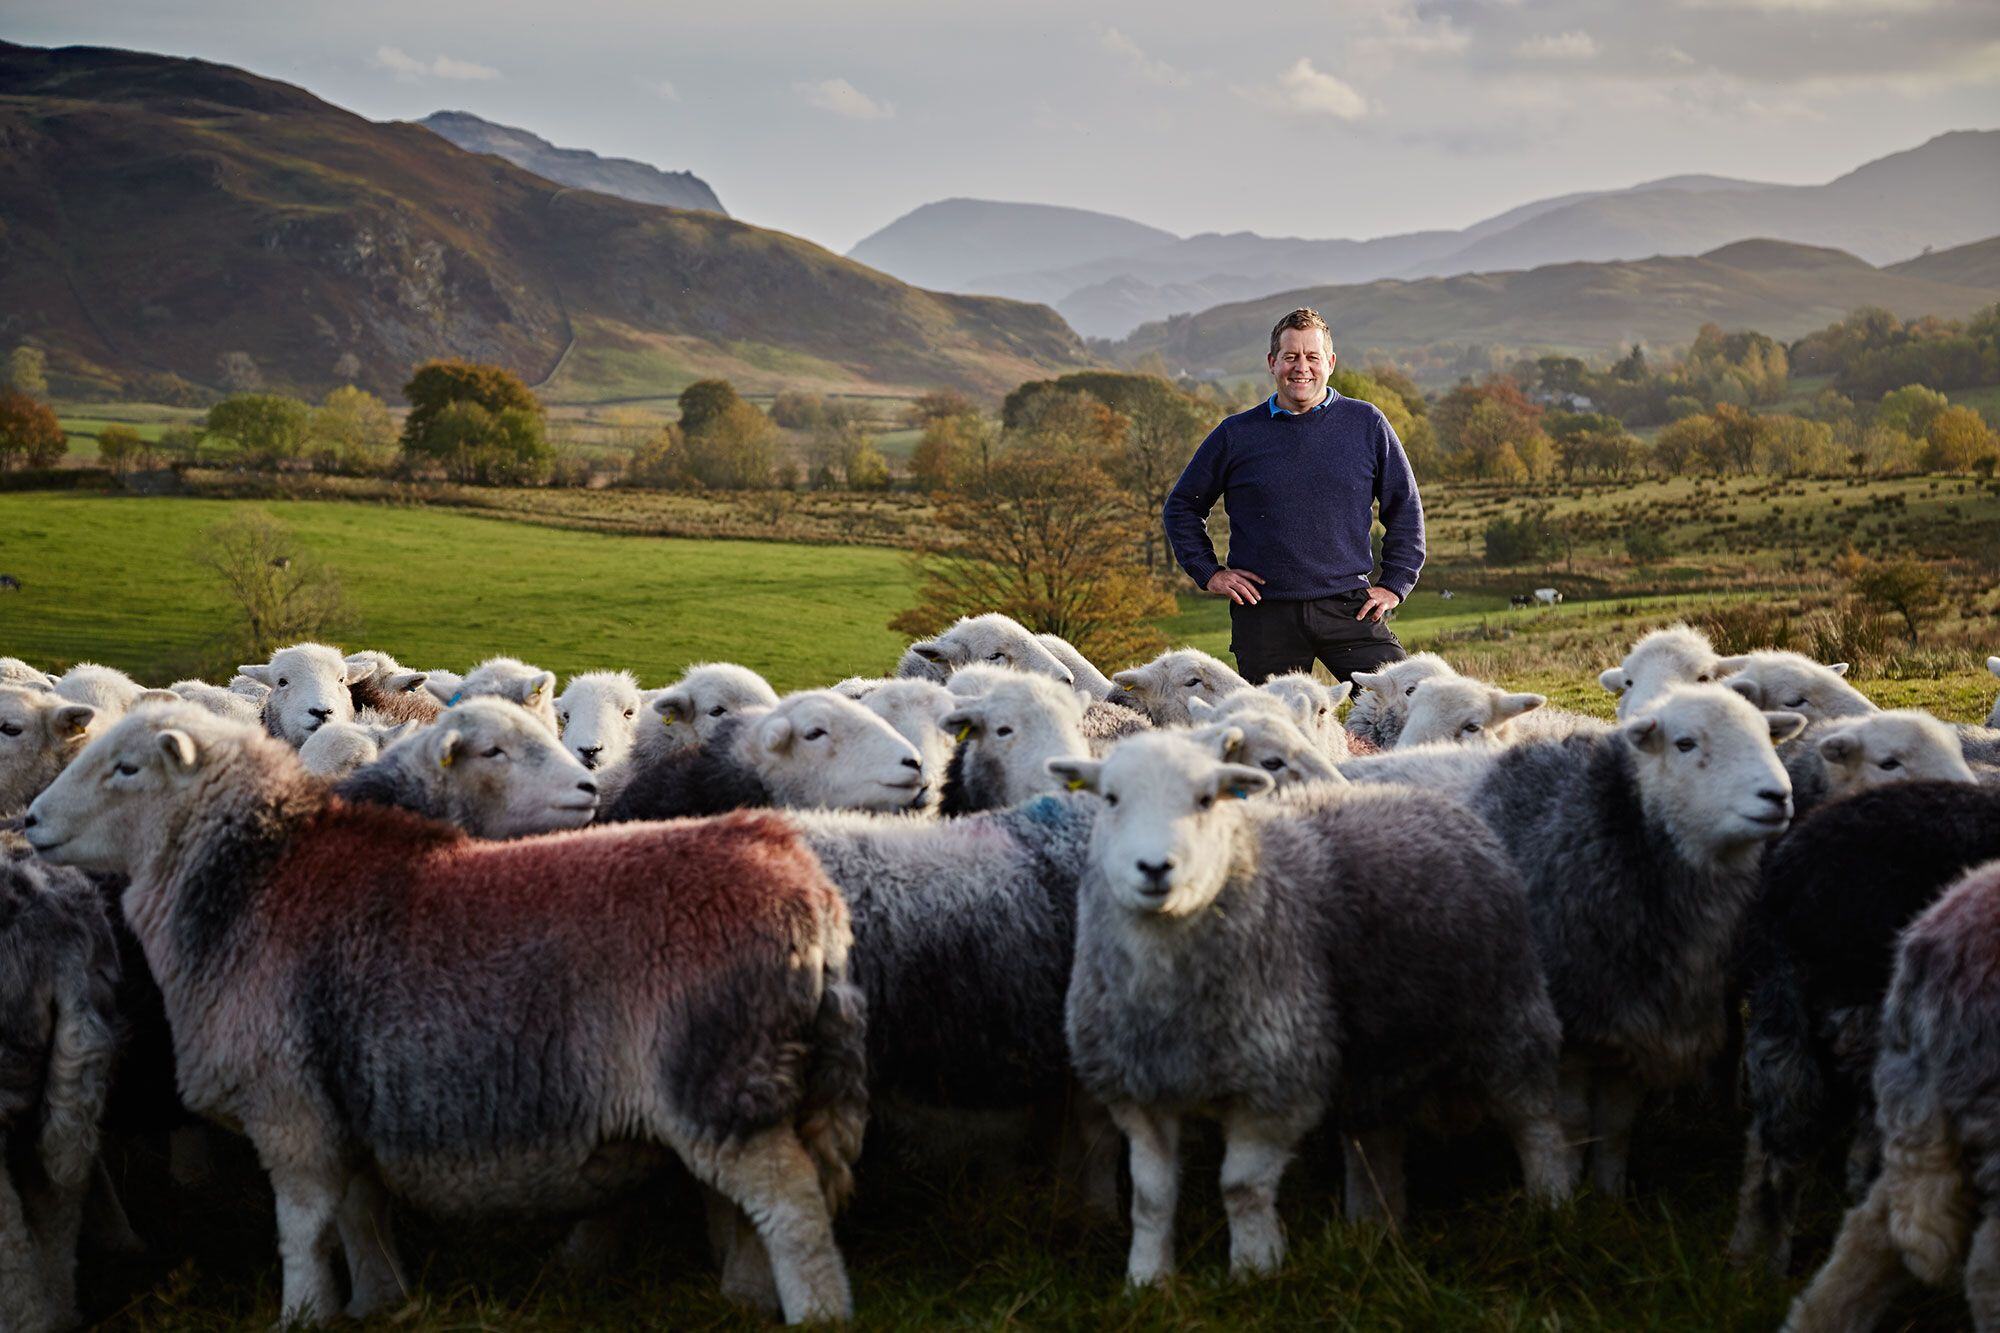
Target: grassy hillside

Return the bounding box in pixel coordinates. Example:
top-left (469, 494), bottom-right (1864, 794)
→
top-left (0, 42), bottom-right (1090, 403)
top-left (1886, 232), bottom-right (2000, 288)
top-left (1113, 239), bottom-right (2000, 378)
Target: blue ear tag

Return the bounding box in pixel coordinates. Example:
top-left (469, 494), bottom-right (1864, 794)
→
top-left (446, 690), bottom-right (463, 707)
top-left (1228, 786), bottom-right (1251, 800)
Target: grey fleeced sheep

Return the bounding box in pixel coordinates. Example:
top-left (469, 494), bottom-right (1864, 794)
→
top-left (436, 656), bottom-right (560, 734)
top-left (341, 651), bottom-right (444, 727)
top-left (1187, 706), bottom-right (1346, 790)
top-left (0, 688), bottom-right (95, 819)
top-left (1783, 858), bottom-right (2000, 1332)
top-left (1346, 652), bottom-right (1456, 749)
top-left (335, 699), bottom-right (600, 838)
top-left (1055, 733), bottom-right (1570, 1284)
top-left (1110, 648), bottom-right (1249, 727)
top-left (1780, 709), bottom-right (1978, 817)
top-left (900, 614), bottom-right (1080, 688)
top-left (937, 672), bottom-right (1091, 814)
top-left (0, 833), bottom-right (120, 1333)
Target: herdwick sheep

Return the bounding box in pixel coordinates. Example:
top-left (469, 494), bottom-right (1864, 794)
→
top-left (1730, 780), bottom-right (2000, 1275)
top-left (603, 690), bottom-right (927, 824)
top-left (1256, 671), bottom-right (1352, 760)
top-left (1110, 648), bottom-right (1249, 727)
top-left (900, 614), bottom-right (1079, 688)
top-left (1724, 651), bottom-right (1875, 723)
top-left (891, 647), bottom-right (948, 685)
top-left (1781, 710), bottom-right (1978, 818)
top-left (0, 688), bottom-right (95, 818)
top-left (937, 672), bottom-right (1091, 814)
top-left (434, 656), bottom-right (560, 735)
top-left (555, 670), bottom-right (644, 774)
top-left (21, 704), bottom-right (867, 1325)
top-left (166, 679), bottom-right (264, 727)
top-left (340, 651), bottom-right (443, 727)
top-left (0, 833), bottom-right (120, 1333)
top-left (335, 700), bottom-right (600, 839)
top-left (1988, 657), bottom-right (2000, 729)
top-left (1346, 652), bottom-right (1457, 750)
top-left (237, 643), bottom-right (369, 747)
top-left (0, 658), bottom-right (54, 692)
top-left (296, 718), bottom-right (422, 781)
top-left (851, 680), bottom-right (956, 812)
top-left (1395, 678), bottom-right (1548, 749)
top-left (1055, 734), bottom-right (1571, 1284)
top-left (52, 664), bottom-right (144, 725)
top-left (1597, 625), bottom-right (1733, 720)
top-left (643, 663), bottom-right (781, 754)
top-left (1782, 857), bottom-right (2000, 1333)
top-left (1034, 634), bottom-right (1119, 701)
top-left (1186, 709), bottom-right (1347, 790)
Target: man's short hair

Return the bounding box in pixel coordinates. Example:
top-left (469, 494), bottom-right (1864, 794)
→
top-left (1269, 308), bottom-right (1332, 360)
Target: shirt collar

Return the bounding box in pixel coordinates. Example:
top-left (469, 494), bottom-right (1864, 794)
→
top-left (1267, 386), bottom-right (1337, 417)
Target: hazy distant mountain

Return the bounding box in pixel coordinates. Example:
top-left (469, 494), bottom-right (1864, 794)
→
top-left (418, 110), bottom-right (725, 214)
top-left (847, 198), bottom-right (1177, 294)
top-left (1112, 238), bottom-right (2000, 379)
top-left (859, 134), bottom-right (2000, 339)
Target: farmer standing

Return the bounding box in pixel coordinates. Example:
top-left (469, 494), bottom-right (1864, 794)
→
top-left (1163, 307), bottom-right (1425, 684)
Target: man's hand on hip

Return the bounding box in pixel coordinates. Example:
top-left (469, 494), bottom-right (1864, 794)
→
top-left (1357, 586), bottom-right (1401, 621)
top-left (1206, 569), bottom-right (1266, 606)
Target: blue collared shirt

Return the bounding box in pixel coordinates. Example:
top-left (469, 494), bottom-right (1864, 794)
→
top-left (1266, 386), bottom-right (1335, 417)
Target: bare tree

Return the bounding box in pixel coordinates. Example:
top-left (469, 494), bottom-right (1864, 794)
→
top-left (193, 510), bottom-right (354, 669)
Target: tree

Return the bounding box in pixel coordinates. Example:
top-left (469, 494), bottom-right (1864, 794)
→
top-left (1838, 549), bottom-right (1943, 644)
top-left (157, 424), bottom-right (206, 465)
top-left (909, 389), bottom-right (974, 426)
top-left (890, 442), bottom-right (1176, 665)
top-left (4, 346), bottom-right (48, 397)
top-left (0, 391), bottom-right (66, 471)
top-left (1875, 384), bottom-right (1950, 439)
top-left (676, 379), bottom-right (743, 437)
top-left (402, 360), bottom-right (544, 459)
top-left (96, 423), bottom-right (144, 475)
top-left (1650, 415), bottom-right (1717, 476)
top-left (626, 423), bottom-right (691, 488)
top-left (909, 412), bottom-right (994, 492)
top-left (309, 385), bottom-right (397, 473)
top-left (1921, 405), bottom-right (1999, 473)
top-left (1483, 506), bottom-right (1556, 565)
top-left (1625, 525), bottom-right (1672, 566)
top-left (206, 394), bottom-right (311, 467)
top-left (410, 399), bottom-right (552, 484)
top-left (216, 350), bottom-right (262, 393)
top-left (193, 510), bottom-right (354, 670)
top-left (683, 397), bottom-right (778, 490)
top-left (331, 351), bottom-right (363, 383)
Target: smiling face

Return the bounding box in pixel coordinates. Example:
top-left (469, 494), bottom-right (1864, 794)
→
top-left (239, 643), bottom-right (361, 747)
top-left (1268, 325), bottom-right (1334, 412)
top-left (1620, 685), bottom-right (1804, 858)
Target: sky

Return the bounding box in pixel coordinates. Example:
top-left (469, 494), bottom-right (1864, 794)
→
top-left (7, 0), bottom-right (1998, 254)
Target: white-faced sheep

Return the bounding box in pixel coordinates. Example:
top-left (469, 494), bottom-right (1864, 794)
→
top-left (936, 672), bottom-right (1091, 814)
top-left (555, 670), bottom-right (643, 774)
top-left (1781, 709), bottom-right (1978, 817)
top-left (0, 833), bottom-right (120, 1333)
top-left (236, 643), bottom-right (369, 747)
top-left (639, 662), bottom-right (781, 757)
top-left (899, 614), bottom-right (1080, 688)
top-left (1034, 633), bottom-right (1118, 700)
top-left (603, 689), bottom-right (927, 823)
top-left (1597, 625), bottom-right (1731, 720)
top-left (296, 718), bottom-right (423, 781)
top-left (334, 700), bottom-right (599, 839)
top-left (850, 679), bottom-right (957, 812)
top-left (1056, 733), bottom-right (1570, 1284)
top-left (51, 664), bottom-right (143, 728)
top-left (1346, 652), bottom-right (1457, 750)
top-left (0, 658), bottom-right (54, 692)
top-left (1394, 678), bottom-right (1548, 749)
top-left (21, 704), bottom-right (866, 1325)
top-left (1110, 648), bottom-right (1249, 727)
top-left (1783, 857), bottom-right (2000, 1333)
top-left (340, 651), bottom-right (443, 727)
top-left (1256, 671), bottom-right (1352, 760)
top-left (0, 688), bottom-right (95, 818)
top-left (433, 656), bottom-right (560, 734)
top-left (1187, 707), bottom-right (1347, 790)
top-left (1723, 650), bottom-right (1875, 723)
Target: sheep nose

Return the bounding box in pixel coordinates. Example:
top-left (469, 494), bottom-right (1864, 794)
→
top-left (308, 707), bottom-right (332, 721)
top-left (900, 756), bottom-right (922, 771)
top-left (1756, 788), bottom-right (1788, 807)
top-left (577, 747), bottom-right (602, 768)
top-left (576, 780), bottom-right (597, 796)
top-left (1135, 859), bottom-right (1174, 891)
top-left (20, 813), bottom-right (35, 829)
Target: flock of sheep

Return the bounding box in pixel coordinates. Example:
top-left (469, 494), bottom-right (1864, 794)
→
top-left (3, 615), bottom-right (2000, 1329)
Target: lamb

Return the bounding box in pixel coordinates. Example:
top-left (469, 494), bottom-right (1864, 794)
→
top-left (296, 718), bottom-right (422, 780)
top-left (1055, 734), bottom-right (1570, 1284)
top-left (332, 700), bottom-right (600, 839)
top-left (899, 613), bottom-right (1080, 688)
top-left (1723, 650), bottom-right (1875, 723)
top-left (340, 650), bottom-right (443, 727)
top-left (849, 679), bottom-right (956, 812)
top-left (22, 704), bottom-right (866, 1325)
top-left (603, 689), bottom-right (927, 824)
top-left (1110, 647), bottom-right (1249, 726)
top-left (1395, 678), bottom-right (1548, 749)
top-left (936, 672), bottom-right (1092, 814)
top-left (166, 679), bottom-right (265, 727)
top-left (51, 664), bottom-right (144, 725)
top-left (236, 642), bottom-right (369, 747)
top-left (0, 688), bottom-right (95, 818)
top-left (1346, 652), bottom-right (1457, 749)
top-left (1781, 709), bottom-right (1978, 817)
top-left (1730, 780), bottom-right (2000, 1275)
top-left (1782, 858), bottom-right (2000, 1332)
top-left (644, 662), bottom-right (781, 753)
top-left (0, 833), bottom-right (120, 1333)
top-left (1596, 624), bottom-right (1731, 720)
top-left (0, 658), bottom-right (54, 692)
top-left (1256, 671), bottom-right (1352, 760)
top-left (555, 670), bottom-right (644, 774)
top-left (1187, 708), bottom-right (1347, 790)
top-left (434, 655), bottom-right (560, 734)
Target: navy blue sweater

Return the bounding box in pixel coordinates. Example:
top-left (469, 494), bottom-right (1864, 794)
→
top-left (1163, 391), bottom-right (1426, 600)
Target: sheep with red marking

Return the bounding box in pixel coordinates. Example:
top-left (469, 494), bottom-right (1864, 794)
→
top-left (1784, 858), bottom-right (2000, 1332)
top-left (22, 703), bottom-right (866, 1325)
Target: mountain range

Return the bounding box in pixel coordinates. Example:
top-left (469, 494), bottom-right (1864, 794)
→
top-left (853, 132), bottom-right (2000, 339)
top-left (416, 111), bottom-right (726, 215)
top-left (0, 41), bottom-right (1087, 401)
top-left (1111, 236), bottom-right (2000, 380)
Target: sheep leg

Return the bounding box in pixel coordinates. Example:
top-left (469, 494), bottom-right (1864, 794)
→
top-left (267, 1164), bottom-right (346, 1326)
top-left (703, 1186), bottom-right (780, 1315)
top-left (1556, 1057), bottom-right (1593, 1181)
top-left (81, 1157), bottom-right (144, 1255)
top-left (1109, 1102), bottom-right (1181, 1286)
top-left (335, 1172), bottom-right (407, 1320)
top-left (1504, 1109), bottom-right (1576, 1208)
top-left (0, 1165), bottom-right (54, 1333)
top-left (1727, 1126), bottom-right (1800, 1276)
top-left (1219, 1107), bottom-right (1302, 1278)
top-left (1967, 1214), bottom-right (2000, 1333)
top-left (1589, 1073), bottom-right (1645, 1197)
top-left (1342, 1126), bottom-right (1408, 1228)
top-left (1783, 1175), bottom-right (1913, 1333)
top-left (693, 1126), bottom-right (851, 1325)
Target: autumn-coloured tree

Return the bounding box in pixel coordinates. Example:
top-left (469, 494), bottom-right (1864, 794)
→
top-left (891, 442), bottom-right (1175, 666)
top-left (0, 391), bottom-right (67, 471)
top-left (401, 360), bottom-right (543, 456)
top-left (1837, 548), bottom-right (1944, 644)
top-left (1921, 405), bottom-right (1999, 473)
top-left (193, 510), bottom-right (354, 670)
top-left (309, 385), bottom-right (397, 474)
top-left (96, 423), bottom-right (144, 475)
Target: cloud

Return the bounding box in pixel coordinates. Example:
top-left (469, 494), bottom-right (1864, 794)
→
top-left (1250, 58), bottom-right (1372, 120)
top-left (1659, 46), bottom-right (1699, 66)
top-left (1514, 31), bottom-right (1599, 60)
top-left (1680, 0), bottom-right (1944, 10)
top-left (372, 46), bottom-right (499, 81)
top-left (794, 77), bottom-right (894, 120)
top-left (1349, 0), bottom-right (1472, 62)
top-left (1098, 26), bottom-right (1187, 87)
top-left (642, 78), bottom-right (679, 101)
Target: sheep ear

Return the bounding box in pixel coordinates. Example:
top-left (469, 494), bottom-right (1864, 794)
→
top-left (1351, 670), bottom-right (1391, 698)
top-left (53, 704), bottom-right (95, 739)
top-left (1327, 680), bottom-right (1353, 706)
top-left (435, 728), bottom-right (462, 769)
top-left (1987, 656), bottom-right (2000, 680)
top-left (341, 656), bottom-right (376, 685)
top-left (759, 713), bottom-right (796, 754)
top-left (133, 688), bottom-right (181, 708)
top-left (1186, 695), bottom-right (1217, 718)
top-left (1818, 732), bottom-right (1860, 765)
top-left (422, 678), bottom-right (458, 705)
top-left (1045, 756), bottom-right (1102, 793)
top-left (1765, 711), bottom-right (1808, 744)
top-left (1213, 763), bottom-right (1274, 801)
top-left (523, 671), bottom-right (556, 706)
top-left (1825, 662), bottom-right (1850, 677)
top-left (1713, 655), bottom-right (1752, 674)
top-left (1111, 669), bottom-right (1141, 693)
top-left (1497, 692), bottom-right (1545, 721)
top-left (1597, 667), bottom-right (1626, 695)
top-left (1726, 677), bottom-right (1763, 707)
top-left (940, 708), bottom-right (981, 742)
top-left (229, 675), bottom-right (270, 699)
top-left (910, 640), bottom-right (948, 663)
top-left (236, 663), bottom-right (273, 685)
top-left (654, 692), bottom-right (690, 726)
top-left (1215, 725), bottom-right (1247, 763)
top-left (1622, 716), bottom-right (1665, 753)
top-left (157, 728), bottom-right (198, 770)
top-left (386, 670), bottom-right (428, 694)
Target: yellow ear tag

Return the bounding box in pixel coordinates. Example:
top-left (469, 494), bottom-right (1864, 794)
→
top-left (955, 725), bottom-right (973, 743)
top-left (662, 714), bottom-right (675, 727)
top-left (438, 750), bottom-right (453, 769)
top-left (1066, 778), bottom-right (1086, 792)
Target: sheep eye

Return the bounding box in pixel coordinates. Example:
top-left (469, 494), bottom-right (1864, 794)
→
top-left (988, 652), bottom-right (1007, 662)
top-left (113, 761), bottom-right (139, 777)
top-left (482, 746), bottom-right (505, 759)
top-left (1878, 757), bottom-right (1902, 771)
top-left (995, 725), bottom-right (1013, 737)
top-left (1185, 678), bottom-right (1202, 689)
top-left (0, 723), bottom-right (19, 737)
top-left (707, 706), bottom-right (727, 717)
top-left (1786, 697), bottom-right (1808, 709)
top-left (277, 677), bottom-right (289, 688)
top-left (559, 712), bottom-right (570, 725)
top-left (1674, 738), bottom-right (1697, 753)
top-left (623, 709), bottom-right (635, 719)
top-left (1197, 793), bottom-right (1214, 810)
top-left (1462, 722), bottom-right (1481, 733)
top-left (1103, 792), bottom-right (1119, 807)
top-left (1404, 685), bottom-right (1418, 696)
top-left (1260, 757), bottom-right (1284, 771)
top-left (802, 727), bottom-right (827, 741)
top-left (1317, 708), bottom-right (1328, 717)
top-left (1696, 674), bottom-right (1711, 683)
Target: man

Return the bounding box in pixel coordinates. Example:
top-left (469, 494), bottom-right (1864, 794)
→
top-left (1162, 307), bottom-right (1425, 684)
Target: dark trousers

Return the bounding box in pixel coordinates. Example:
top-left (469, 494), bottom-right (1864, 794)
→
top-left (1229, 590), bottom-right (1408, 685)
